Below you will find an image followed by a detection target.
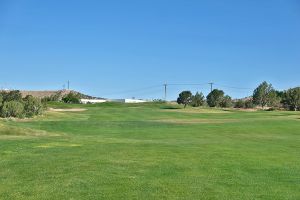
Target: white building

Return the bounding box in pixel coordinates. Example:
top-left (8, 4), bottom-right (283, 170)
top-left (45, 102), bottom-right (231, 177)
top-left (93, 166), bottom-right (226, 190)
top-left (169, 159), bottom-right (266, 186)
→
top-left (80, 99), bottom-right (107, 104)
top-left (109, 99), bottom-right (148, 103)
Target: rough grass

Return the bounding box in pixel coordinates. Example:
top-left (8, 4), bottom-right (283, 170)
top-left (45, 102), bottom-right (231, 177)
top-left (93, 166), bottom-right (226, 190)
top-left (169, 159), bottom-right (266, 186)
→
top-left (0, 102), bottom-right (299, 199)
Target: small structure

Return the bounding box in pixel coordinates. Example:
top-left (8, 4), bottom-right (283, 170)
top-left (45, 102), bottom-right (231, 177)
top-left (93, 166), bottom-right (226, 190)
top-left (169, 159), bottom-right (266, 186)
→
top-left (109, 99), bottom-right (147, 103)
top-left (80, 99), bottom-right (107, 104)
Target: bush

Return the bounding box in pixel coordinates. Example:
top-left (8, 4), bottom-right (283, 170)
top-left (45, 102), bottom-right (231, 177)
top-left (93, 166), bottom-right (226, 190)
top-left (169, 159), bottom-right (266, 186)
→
top-left (42, 91), bottom-right (64, 102)
top-left (62, 92), bottom-right (81, 104)
top-left (220, 95), bottom-right (232, 108)
top-left (190, 92), bottom-right (205, 107)
top-left (0, 94), bottom-right (3, 108)
top-left (23, 95), bottom-right (44, 117)
top-left (0, 91), bottom-right (45, 118)
top-left (1, 90), bottom-right (22, 102)
top-left (245, 99), bottom-right (254, 109)
top-left (153, 99), bottom-right (166, 103)
top-left (234, 100), bottom-right (245, 108)
top-left (1, 101), bottom-right (24, 118)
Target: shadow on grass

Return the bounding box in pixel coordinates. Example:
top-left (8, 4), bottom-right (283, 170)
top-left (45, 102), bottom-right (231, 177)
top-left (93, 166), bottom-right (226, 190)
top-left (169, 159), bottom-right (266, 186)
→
top-left (222, 109), bottom-right (232, 112)
top-left (160, 106), bottom-right (181, 110)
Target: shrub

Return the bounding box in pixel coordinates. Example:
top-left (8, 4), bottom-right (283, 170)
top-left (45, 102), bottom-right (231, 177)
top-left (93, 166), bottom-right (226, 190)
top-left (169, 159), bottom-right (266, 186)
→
top-left (190, 92), bottom-right (205, 107)
top-left (23, 95), bottom-right (44, 117)
top-left (234, 100), bottom-right (245, 108)
top-left (1, 101), bottom-right (24, 118)
top-left (220, 95), bottom-right (232, 108)
top-left (245, 99), bottom-right (254, 108)
top-left (1, 90), bottom-right (22, 102)
top-left (62, 92), bottom-right (81, 104)
top-left (0, 94), bottom-right (3, 108)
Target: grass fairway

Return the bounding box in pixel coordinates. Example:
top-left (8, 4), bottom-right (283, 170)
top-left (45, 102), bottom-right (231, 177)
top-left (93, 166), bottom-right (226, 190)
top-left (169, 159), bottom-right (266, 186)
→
top-left (0, 102), bottom-right (299, 199)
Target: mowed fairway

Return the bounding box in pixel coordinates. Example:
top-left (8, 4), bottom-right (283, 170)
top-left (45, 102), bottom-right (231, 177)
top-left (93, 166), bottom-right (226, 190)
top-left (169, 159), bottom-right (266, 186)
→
top-left (0, 102), bottom-right (299, 200)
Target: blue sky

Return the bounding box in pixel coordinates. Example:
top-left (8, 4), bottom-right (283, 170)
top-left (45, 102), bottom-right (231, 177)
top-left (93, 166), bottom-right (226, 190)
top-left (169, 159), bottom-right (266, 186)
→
top-left (0, 0), bottom-right (299, 100)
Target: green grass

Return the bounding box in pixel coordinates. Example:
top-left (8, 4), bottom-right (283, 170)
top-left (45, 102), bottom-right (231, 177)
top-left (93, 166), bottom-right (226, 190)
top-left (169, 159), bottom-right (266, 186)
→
top-left (0, 102), bottom-right (299, 199)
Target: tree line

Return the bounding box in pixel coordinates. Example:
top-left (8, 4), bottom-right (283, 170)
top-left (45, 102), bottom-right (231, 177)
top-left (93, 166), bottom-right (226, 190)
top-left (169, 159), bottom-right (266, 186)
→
top-left (177, 81), bottom-right (300, 111)
top-left (0, 90), bottom-right (83, 119)
top-left (0, 90), bottom-right (45, 118)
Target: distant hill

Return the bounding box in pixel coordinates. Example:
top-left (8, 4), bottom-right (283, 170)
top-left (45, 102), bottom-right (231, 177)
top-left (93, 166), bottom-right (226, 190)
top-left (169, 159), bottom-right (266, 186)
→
top-left (18, 90), bottom-right (103, 100)
top-left (20, 90), bottom-right (68, 98)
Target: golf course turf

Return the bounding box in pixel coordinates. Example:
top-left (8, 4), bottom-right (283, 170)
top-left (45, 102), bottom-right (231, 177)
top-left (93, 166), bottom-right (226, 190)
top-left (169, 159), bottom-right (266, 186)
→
top-left (0, 102), bottom-right (299, 199)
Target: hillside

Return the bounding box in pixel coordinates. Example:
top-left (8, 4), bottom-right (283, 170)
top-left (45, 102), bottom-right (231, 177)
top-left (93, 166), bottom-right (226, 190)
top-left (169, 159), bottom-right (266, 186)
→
top-left (20, 90), bottom-right (70, 98)
top-left (18, 90), bottom-right (102, 99)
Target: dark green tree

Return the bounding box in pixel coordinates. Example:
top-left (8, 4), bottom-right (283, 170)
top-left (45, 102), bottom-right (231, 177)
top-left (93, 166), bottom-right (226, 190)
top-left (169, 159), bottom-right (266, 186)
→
top-left (190, 92), bottom-right (205, 107)
top-left (177, 91), bottom-right (192, 108)
top-left (62, 92), bottom-right (81, 104)
top-left (1, 90), bottom-right (22, 102)
top-left (282, 87), bottom-right (300, 111)
top-left (206, 89), bottom-right (224, 107)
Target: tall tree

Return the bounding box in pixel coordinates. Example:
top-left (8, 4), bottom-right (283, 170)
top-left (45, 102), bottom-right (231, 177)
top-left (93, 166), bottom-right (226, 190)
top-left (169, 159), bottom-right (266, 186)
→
top-left (206, 89), bottom-right (224, 107)
top-left (177, 91), bottom-right (192, 108)
top-left (253, 81), bottom-right (277, 108)
top-left (191, 92), bottom-right (205, 107)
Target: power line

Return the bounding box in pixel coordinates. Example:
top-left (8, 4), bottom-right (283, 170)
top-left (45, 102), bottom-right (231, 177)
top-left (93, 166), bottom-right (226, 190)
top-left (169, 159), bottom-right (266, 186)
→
top-left (214, 84), bottom-right (254, 90)
top-left (101, 84), bottom-right (162, 96)
top-left (167, 83), bottom-right (208, 86)
top-left (162, 83), bottom-right (212, 100)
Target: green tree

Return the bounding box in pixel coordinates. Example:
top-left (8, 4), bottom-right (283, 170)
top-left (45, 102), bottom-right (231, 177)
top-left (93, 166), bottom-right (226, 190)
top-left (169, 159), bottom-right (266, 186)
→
top-left (1, 101), bottom-right (24, 118)
top-left (177, 91), bottom-right (192, 108)
top-left (1, 90), bottom-right (22, 102)
top-left (220, 95), bottom-right (232, 108)
top-left (190, 92), bottom-right (205, 107)
top-left (253, 81), bottom-right (277, 108)
top-left (282, 87), bottom-right (300, 111)
top-left (23, 95), bottom-right (44, 117)
top-left (62, 92), bottom-right (81, 104)
top-left (206, 89), bottom-right (224, 107)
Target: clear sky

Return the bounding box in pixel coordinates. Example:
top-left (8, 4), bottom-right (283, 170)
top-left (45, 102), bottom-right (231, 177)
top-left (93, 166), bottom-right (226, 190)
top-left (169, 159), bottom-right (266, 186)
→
top-left (0, 0), bottom-right (299, 100)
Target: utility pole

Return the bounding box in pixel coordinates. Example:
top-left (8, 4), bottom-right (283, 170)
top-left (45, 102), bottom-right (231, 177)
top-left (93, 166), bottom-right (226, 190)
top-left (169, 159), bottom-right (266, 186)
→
top-left (67, 80), bottom-right (70, 90)
top-left (208, 82), bottom-right (214, 92)
top-left (163, 83), bottom-right (167, 101)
